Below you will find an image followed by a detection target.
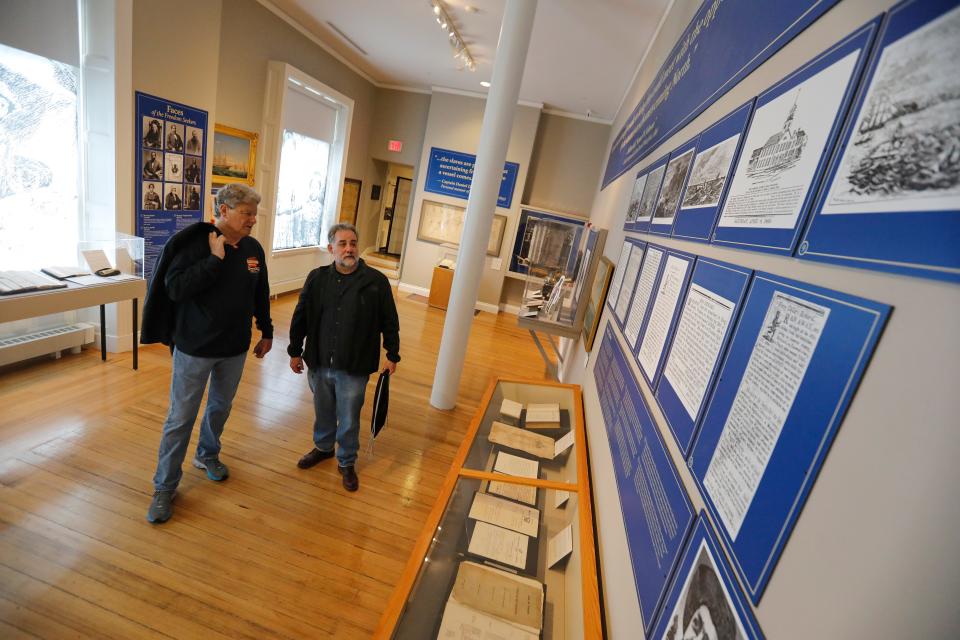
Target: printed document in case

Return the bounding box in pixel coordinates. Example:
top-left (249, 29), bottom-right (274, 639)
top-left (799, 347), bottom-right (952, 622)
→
top-left (436, 561), bottom-right (543, 640)
top-left (468, 521), bottom-right (529, 569)
top-left (489, 421), bottom-right (555, 459)
top-left (469, 492), bottom-right (540, 538)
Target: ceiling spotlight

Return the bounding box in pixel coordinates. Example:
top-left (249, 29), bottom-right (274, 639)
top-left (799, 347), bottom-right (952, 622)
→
top-left (431, 0), bottom-right (476, 72)
top-left (480, 81), bottom-right (490, 88)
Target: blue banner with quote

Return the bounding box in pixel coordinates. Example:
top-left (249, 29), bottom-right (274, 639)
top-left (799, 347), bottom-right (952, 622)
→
top-left (602, 0), bottom-right (841, 188)
top-left (424, 146), bottom-right (519, 209)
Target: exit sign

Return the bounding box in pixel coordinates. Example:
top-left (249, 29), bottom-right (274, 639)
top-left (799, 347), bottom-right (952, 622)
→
top-left (388, 139), bottom-right (403, 153)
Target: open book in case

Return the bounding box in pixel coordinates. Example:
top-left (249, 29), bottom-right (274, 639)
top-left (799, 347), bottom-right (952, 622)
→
top-left (375, 378), bottom-right (601, 639)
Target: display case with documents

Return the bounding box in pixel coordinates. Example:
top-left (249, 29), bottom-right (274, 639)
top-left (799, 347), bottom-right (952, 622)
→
top-left (376, 378), bottom-right (600, 639)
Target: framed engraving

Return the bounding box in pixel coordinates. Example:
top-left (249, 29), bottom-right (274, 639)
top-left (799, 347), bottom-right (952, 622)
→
top-left (417, 199), bottom-right (507, 257)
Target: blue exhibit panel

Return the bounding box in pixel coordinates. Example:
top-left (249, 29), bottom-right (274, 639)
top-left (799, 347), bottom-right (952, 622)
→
top-left (673, 100), bottom-right (754, 243)
top-left (424, 147), bottom-right (520, 209)
top-left (634, 154), bottom-right (670, 234)
top-left (649, 136), bottom-right (700, 237)
top-left (603, 0), bottom-right (843, 188)
top-left (611, 241), bottom-right (648, 333)
top-left (606, 240), bottom-right (642, 316)
top-left (655, 258), bottom-right (753, 457)
top-left (689, 272), bottom-right (890, 602)
top-left (799, 0), bottom-right (960, 283)
top-left (594, 327), bottom-right (694, 634)
top-left (136, 91), bottom-right (208, 281)
top-left (711, 20), bottom-right (881, 255)
top-left (650, 514), bottom-right (764, 639)
top-left (632, 248), bottom-right (697, 391)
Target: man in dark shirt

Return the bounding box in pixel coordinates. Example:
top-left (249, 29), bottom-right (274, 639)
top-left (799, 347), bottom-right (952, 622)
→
top-left (143, 152), bottom-right (162, 180)
top-left (144, 183), bottom-right (273, 523)
top-left (288, 223), bottom-right (400, 491)
top-left (166, 124), bottom-right (183, 152)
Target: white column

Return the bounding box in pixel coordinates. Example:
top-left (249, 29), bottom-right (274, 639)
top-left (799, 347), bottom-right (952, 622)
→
top-left (430, 0), bottom-right (538, 409)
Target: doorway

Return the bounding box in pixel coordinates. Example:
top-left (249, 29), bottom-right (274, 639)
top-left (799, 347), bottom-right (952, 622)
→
top-left (381, 176), bottom-right (411, 257)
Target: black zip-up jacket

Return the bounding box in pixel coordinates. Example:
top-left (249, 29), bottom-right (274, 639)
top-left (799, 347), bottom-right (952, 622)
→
top-left (287, 260), bottom-right (400, 375)
top-left (141, 222), bottom-right (273, 356)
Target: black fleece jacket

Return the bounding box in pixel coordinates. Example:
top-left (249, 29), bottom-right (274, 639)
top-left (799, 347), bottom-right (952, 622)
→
top-left (141, 222), bottom-right (273, 356)
top-left (287, 260), bottom-right (400, 375)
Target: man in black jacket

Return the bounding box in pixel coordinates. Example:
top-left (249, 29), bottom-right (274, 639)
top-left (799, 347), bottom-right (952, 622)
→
top-left (288, 223), bottom-right (400, 491)
top-left (143, 183), bottom-right (273, 523)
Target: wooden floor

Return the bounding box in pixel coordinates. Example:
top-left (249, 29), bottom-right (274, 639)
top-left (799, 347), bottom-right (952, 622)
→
top-left (0, 290), bottom-right (550, 639)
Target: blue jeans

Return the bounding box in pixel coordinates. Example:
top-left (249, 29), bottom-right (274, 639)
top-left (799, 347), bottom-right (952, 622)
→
top-left (153, 348), bottom-right (247, 491)
top-left (307, 367), bottom-right (369, 467)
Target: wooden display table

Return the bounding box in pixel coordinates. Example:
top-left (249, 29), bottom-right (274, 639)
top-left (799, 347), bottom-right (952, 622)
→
top-left (428, 266), bottom-right (454, 310)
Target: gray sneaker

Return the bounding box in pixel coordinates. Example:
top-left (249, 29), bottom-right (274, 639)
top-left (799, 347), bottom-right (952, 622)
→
top-left (192, 456), bottom-right (229, 481)
top-left (147, 490), bottom-right (175, 524)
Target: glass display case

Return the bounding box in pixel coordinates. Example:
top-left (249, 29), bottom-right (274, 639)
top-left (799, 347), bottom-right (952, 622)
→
top-left (518, 228), bottom-right (607, 338)
top-left (375, 379), bottom-right (600, 640)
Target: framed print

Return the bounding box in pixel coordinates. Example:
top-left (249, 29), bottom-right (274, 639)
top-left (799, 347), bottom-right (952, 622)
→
top-left (799, 0), bottom-right (960, 282)
top-left (582, 257), bottom-right (613, 352)
top-left (417, 199), bottom-right (506, 256)
top-left (212, 124), bottom-right (258, 185)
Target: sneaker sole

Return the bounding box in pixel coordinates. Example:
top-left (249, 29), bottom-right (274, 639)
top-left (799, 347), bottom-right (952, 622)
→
top-left (192, 459), bottom-right (229, 482)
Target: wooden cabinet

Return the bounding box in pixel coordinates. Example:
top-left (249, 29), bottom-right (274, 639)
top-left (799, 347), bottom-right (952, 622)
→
top-left (375, 378), bottom-right (601, 639)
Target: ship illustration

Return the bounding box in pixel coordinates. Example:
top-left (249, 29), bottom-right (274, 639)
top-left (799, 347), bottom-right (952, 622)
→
top-left (747, 91), bottom-right (808, 176)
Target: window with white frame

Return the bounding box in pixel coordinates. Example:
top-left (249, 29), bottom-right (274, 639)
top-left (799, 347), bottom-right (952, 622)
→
top-left (271, 76), bottom-right (351, 251)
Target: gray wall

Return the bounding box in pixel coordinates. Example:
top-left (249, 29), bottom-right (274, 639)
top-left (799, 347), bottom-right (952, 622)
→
top-left (565, 0), bottom-right (960, 638)
top-left (399, 91), bottom-right (541, 309)
top-left (523, 112), bottom-right (609, 216)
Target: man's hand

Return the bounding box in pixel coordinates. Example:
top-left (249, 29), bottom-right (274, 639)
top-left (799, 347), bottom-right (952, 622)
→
top-left (253, 338), bottom-right (272, 358)
top-left (209, 231), bottom-right (225, 259)
top-left (383, 360), bottom-right (397, 376)
top-left (290, 356), bottom-right (305, 374)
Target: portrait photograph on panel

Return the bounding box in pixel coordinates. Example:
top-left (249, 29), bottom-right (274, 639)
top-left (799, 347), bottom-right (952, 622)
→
top-left (164, 153), bottom-right (183, 182)
top-left (183, 156), bottom-right (202, 183)
top-left (142, 181), bottom-right (162, 210)
top-left (185, 125), bottom-right (204, 156)
top-left (142, 116), bottom-right (163, 149)
top-left (163, 183), bottom-right (182, 210)
top-left (626, 172), bottom-right (648, 225)
top-left (681, 134), bottom-right (742, 210)
top-left (142, 150), bottom-right (163, 180)
top-left (636, 163), bottom-right (666, 224)
top-left (662, 542), bottom-right (745, 640)
top-left (654, 148), bottom-right (697, 221)
top-left (183, 184), bottom-right (201, 211)
top-left (822, 4), bottom-right (960, 215)
top-left (164, 122), bottom-right (184, 152)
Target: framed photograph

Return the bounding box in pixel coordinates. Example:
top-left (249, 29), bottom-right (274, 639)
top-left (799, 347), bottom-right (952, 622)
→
top-left (581, 257), bottom-right (613, 352)
top-left (339, 177), bottom-right (362, 225)
top-left (212, 124), bottom-right (258, 185)
top-left (417, 199), bottom-right (506, 257)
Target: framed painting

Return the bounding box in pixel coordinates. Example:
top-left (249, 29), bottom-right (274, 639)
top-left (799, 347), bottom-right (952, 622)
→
top-left (212, 124), bottom-right (258, 185)
top-left (582, 256), bottom-right (613, 352)
top-left (417, 199), bottom-right (507, 257)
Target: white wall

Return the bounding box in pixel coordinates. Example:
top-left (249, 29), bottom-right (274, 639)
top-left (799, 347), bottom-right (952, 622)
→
top-left (565, 0), bottom-right (960, 638)
top-left (398, 90), bottom-right (541, 310)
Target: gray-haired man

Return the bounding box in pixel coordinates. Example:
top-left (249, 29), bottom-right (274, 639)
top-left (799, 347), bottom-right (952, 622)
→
top-left (287, 223), bottom-right (400, 491)
top-left (141, 183), bottom-right (273, 523)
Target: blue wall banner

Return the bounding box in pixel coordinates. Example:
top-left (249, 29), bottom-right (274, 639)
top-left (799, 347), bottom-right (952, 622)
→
top-left (135, 92), bottom-right (208, 281)
top-left (424, 146), bottom-right (519, 209)
top-left (595, 326), bottom-right (694, 634)
top-left (602, 0), bottom-right (843, 188)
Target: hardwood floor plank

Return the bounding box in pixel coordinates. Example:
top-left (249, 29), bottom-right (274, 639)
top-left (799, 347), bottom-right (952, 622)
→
top-left (0, 288), bottom-right (551, 637)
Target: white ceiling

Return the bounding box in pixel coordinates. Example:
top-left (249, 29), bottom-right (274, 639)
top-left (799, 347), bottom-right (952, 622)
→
top-left (260, 0), bottom-right (672, 123)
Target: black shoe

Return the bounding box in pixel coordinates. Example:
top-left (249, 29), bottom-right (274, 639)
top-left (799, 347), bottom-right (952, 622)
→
top-left (338, 465), bottom-right (359, 492)
top-left (297, 448), bottom-right (335, 469)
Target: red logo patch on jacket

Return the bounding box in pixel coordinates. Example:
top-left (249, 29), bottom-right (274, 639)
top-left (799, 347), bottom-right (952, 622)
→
top-left (246, 257), bottom-right (260, 273)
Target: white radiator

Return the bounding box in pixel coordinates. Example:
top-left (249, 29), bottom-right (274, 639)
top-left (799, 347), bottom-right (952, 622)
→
top-left (0, 323), bottom-right (96, 367)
